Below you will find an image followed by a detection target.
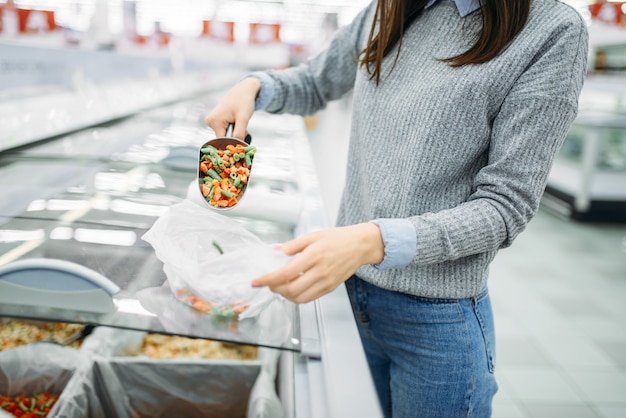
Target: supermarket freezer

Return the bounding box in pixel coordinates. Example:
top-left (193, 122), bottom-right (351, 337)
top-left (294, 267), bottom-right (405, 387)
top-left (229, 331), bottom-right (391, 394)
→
top-left (0, 94), bottom-right (382, 417)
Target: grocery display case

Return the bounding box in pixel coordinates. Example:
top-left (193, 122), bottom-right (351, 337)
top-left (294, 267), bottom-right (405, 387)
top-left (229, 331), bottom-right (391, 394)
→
top-left (0, 88), bottom-right (382, 417)
top-left (543, 76), bottom-right (626, 222)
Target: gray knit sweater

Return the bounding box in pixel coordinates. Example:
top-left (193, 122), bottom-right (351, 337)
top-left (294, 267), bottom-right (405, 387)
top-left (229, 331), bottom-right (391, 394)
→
top-left (263, 0), bottom-right (588, 298)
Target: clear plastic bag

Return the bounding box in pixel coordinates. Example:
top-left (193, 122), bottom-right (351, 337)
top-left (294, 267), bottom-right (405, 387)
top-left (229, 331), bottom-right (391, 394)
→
top-left (141, 199), bottom-right (291, 319)
top-left (247, 348), bottom-right (285, 418)
top-left (86, 328), bottom-right (262, 418)
top-left (0, 344), bottom-right (94, 417)
top-left (0, 344), bottom-right (82, 396)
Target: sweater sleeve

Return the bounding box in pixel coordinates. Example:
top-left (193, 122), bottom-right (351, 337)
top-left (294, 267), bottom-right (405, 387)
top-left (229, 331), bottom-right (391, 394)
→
top-left (409, 11), bottom-right (589, 265)
top-left (262, 1), bottom-right (375, 116)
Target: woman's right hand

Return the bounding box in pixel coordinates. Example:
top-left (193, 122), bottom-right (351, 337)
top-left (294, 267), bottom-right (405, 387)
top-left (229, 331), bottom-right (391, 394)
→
top-left (205, 77), bottom-right (261, 140)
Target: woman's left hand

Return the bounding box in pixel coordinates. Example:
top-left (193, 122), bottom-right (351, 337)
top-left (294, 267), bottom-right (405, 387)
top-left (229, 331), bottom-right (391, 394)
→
top-left (251, 223), bottom-right (384, 304)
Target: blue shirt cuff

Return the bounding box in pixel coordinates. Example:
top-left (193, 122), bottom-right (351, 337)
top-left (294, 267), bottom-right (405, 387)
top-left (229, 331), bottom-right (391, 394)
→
top-left (370, 219), bottom-right (416, 270)
top-left (244, 72), bottom-right (275, 111)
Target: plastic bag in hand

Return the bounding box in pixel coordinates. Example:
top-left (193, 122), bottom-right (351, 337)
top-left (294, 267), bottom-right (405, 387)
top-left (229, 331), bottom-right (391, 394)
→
top-left (142, 199), bottom-right (291, 319)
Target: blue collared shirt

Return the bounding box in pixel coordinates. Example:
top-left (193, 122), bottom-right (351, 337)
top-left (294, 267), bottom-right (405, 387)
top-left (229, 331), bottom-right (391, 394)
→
top-left (250, 0), bottom-right (482, 270)
top-left (426, 0), bottom-right (481, 17)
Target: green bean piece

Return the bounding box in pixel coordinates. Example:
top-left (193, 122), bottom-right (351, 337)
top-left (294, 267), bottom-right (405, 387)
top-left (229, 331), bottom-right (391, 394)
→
top-left (208, 154), bottom-right (221, 166)
top-left (233, 176), bottom-right (241, 187)
top-left (30, 397), bottom-right (36, 411)
top-left (229, 172), bottom-right (237, 180)
top-left (207, 187), bottom-right (215, 201)
top-left (211, 240), bottom-right (224, 254)
top-left (244, 154), bottom-right (252, 167)
top-left (245, 146), bottom-right (256, 155)
top-left (221, 189), bottom-right (234, 198)
top-left (233, 153), bottom-right (241, 162)
top-left (200, 146), bottom-right (217, 154)
top-left (212, 305), bottom-right (233, 317)
top-left (19, 401), bottom-right (29, 412)
top-left (207, 169), bottom-right (221, 181)
top-left (35, 411), bottom-right (46, 417)
top-left (223, 150), bottom-right (231, 156)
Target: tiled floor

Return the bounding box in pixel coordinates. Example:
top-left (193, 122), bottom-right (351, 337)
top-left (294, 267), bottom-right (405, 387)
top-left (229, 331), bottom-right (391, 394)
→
top-left (489, 209), bottom-right (626, 418)
top-left (307, 99), bottom-right (626, 418)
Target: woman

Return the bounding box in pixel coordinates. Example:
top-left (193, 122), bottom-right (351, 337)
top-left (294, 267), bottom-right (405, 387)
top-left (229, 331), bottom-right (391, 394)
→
top-left (206, 0), bottom-right (588, 416)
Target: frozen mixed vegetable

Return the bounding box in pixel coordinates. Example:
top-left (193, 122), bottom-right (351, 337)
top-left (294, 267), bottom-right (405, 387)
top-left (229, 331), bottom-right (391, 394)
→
top-left (0, 392), bottom-right (58, 417)
top-left (175, 287), bottom-right (248, 317)
top-left (199, 143), bottom-right (256, 207)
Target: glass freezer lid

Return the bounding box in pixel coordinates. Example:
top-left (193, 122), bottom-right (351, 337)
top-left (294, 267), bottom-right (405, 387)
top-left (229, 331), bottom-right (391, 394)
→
top-left (0, 155), bottom-right (301, 352)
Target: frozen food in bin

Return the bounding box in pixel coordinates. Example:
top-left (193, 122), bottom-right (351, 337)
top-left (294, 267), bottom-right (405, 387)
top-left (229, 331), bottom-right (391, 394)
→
top-left (0, 344), bottom-right (89, 417)
top-left (0, 319), bottom-right (93, 351)
top-left (136, 333), bottom-right (258, 361)
top-left (88, 328), bottom-right (262, 418)
top-left (0, 392), bottom-right (59, 417)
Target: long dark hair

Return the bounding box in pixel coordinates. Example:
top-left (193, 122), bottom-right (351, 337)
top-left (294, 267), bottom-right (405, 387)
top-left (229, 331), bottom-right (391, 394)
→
top-left (359, 0), bottom-right (531, 85)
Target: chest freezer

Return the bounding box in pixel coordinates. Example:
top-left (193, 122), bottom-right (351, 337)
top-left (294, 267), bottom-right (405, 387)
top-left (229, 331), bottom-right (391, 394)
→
top-left (0, 97), bottom-right (382, 417)
top-left (0, 114), bottom-right (299, 350)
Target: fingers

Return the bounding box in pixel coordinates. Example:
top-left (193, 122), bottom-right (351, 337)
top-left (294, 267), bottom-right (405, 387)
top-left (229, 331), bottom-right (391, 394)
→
top-left (250, 233), bottom-right (319, 287)
top-left (277, 233), bottom-right (319, 256)
top-left (205, 78), bottom-right (259, 140)
top-left (251, 229), bottom-right (357, 304)
top-left (205, 114), bottom-right (230, 137)
top-left (231, 123), bottom-right (249, 141)
top-left (251, 256), bottom-right (311, 288)
top-left (271, 272), bottom-right (341, 304)
top-left (205, 112), bottom-right (250, 140)
top-left (251, 253), bottom-right (341, 304)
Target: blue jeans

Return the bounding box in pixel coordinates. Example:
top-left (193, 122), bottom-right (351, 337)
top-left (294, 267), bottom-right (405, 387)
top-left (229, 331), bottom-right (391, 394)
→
top-left (345, 276), bottom-right (498, 418)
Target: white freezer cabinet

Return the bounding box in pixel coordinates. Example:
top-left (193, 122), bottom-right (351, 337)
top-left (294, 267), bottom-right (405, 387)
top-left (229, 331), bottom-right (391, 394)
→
top-left (544, 110), bottom-right (626, 222)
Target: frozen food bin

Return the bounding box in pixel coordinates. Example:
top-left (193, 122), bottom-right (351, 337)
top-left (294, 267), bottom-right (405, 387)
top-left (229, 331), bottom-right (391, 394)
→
top-left (60, 327), bottom-right (265, 418)
top-left (0, 341), bottom-right (97, 417)
top-left (0, 94), bottom-right (382, 417)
